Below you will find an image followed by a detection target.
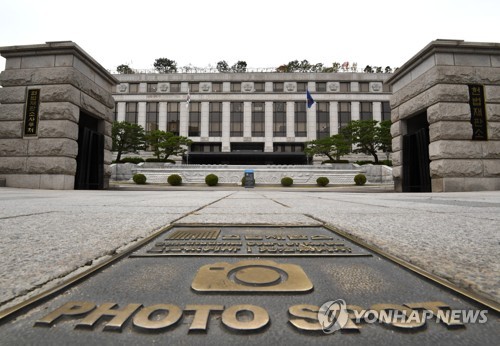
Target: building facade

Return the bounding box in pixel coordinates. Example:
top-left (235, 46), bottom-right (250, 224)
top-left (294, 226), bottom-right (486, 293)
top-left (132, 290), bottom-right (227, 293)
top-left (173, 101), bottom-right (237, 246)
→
top-left (112, 72), bottom-right (392, 164)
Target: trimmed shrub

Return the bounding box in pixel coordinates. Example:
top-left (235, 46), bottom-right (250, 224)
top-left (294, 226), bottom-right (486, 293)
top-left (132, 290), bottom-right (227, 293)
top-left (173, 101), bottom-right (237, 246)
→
top-left (120, 157), bottom-right (145, 164)
top-left (281, 177), bottom-right (293, 187)
top-left (132, 173), bottom-right (147, 184)
top-left (322, 159), bottom-right (349, 164)
top-left (205, 174), bottom-right (219, 186)
top-left (241, 176), bottom-right (246, 185)
top-left (167, 174), bottom-right (182, 186)
top-left (354, 173), bottom-right (367, 186)
top-left (145, 158), bottom-right (176, 164)
top-left (316, 177), bottom-right (329, 187)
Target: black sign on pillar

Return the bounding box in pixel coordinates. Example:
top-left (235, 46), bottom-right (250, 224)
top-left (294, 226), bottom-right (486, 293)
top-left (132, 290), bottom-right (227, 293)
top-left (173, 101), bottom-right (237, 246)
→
top-left (24, 89), bottom-right (40, 137)
top-left (468, 84), bottom-right (488, 141)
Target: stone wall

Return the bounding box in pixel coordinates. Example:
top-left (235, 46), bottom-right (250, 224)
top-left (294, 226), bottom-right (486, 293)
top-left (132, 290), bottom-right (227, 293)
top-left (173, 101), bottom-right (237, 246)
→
top-left (110, 164), bottom-right (393, 186)
top-left (0, 42), bottom-right (118, 189)
top-left (387, 40), bottom-right (500, 192)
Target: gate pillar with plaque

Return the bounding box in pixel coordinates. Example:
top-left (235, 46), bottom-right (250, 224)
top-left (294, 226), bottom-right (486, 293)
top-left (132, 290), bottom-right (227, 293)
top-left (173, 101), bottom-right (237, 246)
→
top-left (386, 39), bottom-right (500, 192)
top-left (0, 41), bottom-right (117, 190)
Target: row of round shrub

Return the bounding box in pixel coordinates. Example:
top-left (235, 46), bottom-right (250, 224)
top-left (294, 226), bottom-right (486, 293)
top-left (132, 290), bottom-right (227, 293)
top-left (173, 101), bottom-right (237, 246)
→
top-left (133, 173), bottom-right (367, 186)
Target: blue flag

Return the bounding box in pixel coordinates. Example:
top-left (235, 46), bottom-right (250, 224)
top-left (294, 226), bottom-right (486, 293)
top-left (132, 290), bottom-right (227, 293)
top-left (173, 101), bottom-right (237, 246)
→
top-left (306, 89), bottom-right (315, 108)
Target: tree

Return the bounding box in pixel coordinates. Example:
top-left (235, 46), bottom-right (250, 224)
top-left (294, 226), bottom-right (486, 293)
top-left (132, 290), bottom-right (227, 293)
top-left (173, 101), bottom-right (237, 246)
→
top-left (304, 134), bottom-right (352, 162)
top-left (216, 60), bottom-right (229, 72)
top-left (231, 61), bottom-right (247, 73)
top-left (364, 65), bottom-right (374, 73)
top-left (375, 66), bottom-right (383, 73)
top-left (344, 120), bottom-right (390, 163)
top-left (154, 58), bottom-right (178, 73)
top-left (116, 64), bottom-right (134, 74)
top-left (112, 121), bottom-right (146, 162)
top-left (384, 66), bottom-right (393, 73)
top-left (378, 120), bottom-right (392, 155)
top-left (145, 130), bottom-right (192, 160)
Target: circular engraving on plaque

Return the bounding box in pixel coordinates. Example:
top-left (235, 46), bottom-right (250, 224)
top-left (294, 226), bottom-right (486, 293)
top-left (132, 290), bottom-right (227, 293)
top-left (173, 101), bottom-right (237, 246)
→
top-left (229, 265), bottom-right (287, 287)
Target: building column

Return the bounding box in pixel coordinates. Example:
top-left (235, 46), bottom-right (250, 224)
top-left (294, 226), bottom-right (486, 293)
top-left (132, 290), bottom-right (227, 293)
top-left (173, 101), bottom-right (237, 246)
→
top-left (179, 103), bottom-right (188, 137)
top-left (117, 102), bottom-right (126, 122)
top-left (265, 101), bottom-right (273, 152)
top-left (201, 102), bottom-right (209, 138)
top-left (330, 101), bottom-right (338, 135)
top-left (159, 102), bottom-right (167, 131)
top-left (351, 101), bottom-right (360, 121)
top-left (307, 103), bottom-right (316, 140)
top-left (286, 101), bottom-right (295, 138)
top-left (222, 102), bottom-right (230, 152)
top-left (138, 102), bottom-right (147, 128)
top-left (243, 101), bottom-right (252, 138)
top-left (373, 101), bottom-right (382, 122)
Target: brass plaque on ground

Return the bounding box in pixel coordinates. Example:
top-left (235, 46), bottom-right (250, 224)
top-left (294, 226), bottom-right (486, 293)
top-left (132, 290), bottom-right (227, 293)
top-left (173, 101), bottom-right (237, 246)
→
top-left (135, 226), bottom-right (370, 257)
top-left (0, 226), bottom-right (498, 345)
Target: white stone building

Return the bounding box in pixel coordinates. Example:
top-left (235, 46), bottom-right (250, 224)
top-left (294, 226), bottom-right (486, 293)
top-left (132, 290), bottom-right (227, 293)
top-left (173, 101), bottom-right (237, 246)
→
top-left (112, 72), bottom-right (392, 164)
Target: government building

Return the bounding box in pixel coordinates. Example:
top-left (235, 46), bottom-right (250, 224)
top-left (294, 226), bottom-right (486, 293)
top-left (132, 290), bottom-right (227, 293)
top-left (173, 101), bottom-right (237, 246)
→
top-left (112, 72), bottom-right (392, 164)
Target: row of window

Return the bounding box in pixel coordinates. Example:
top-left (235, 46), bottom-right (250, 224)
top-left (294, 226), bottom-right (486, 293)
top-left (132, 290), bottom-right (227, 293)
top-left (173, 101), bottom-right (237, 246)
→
top-left (119, 102), bottom-right (391, 138)
top-left (127, 81), bottom-right (391, 93)
top-left (189, 143), bottom-right (305, 153)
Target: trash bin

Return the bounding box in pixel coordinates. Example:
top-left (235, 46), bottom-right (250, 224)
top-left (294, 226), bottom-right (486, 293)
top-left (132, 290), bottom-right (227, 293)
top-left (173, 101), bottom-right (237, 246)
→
top-left (244, 169), bottom-right (255, 188)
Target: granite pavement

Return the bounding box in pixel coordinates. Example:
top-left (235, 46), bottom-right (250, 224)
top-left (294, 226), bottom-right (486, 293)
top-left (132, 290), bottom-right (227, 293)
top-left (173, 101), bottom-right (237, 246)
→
top-left (0, 186), bottom-right (498, 313)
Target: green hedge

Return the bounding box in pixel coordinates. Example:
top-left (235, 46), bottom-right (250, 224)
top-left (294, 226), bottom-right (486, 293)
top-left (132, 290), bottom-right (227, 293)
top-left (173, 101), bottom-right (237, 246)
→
top-left (145, 158), bottom-right (176, 163)
top-left (205, 174), bottom-right (219, 186)
top-left (132, 173), bottom-right (147, 184)
top-left (316, 177), bottom-right (329, 187)
top-left (281, 177), bottom-right (293, 187)
top-left (167, 174), bottom-right (182, 186)
top-left (120, 157), bottom-right (145, 164)
top-left (354, 173), bottom-right (367, 186)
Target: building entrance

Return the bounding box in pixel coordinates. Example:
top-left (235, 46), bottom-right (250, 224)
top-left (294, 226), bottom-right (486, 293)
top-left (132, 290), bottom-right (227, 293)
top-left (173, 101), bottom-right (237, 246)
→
top-left (402, 113), bottom-right (431, 192)
top-left (75, 113), bottom-right (104, 189)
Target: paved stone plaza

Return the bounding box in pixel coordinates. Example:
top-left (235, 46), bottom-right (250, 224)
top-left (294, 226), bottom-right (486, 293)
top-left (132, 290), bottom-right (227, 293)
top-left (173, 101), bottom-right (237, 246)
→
top-left (0, 186), bottom-right (498, 312)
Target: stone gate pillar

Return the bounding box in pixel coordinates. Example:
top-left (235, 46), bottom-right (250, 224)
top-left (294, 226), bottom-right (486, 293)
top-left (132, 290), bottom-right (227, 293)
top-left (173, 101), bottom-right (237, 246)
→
top-left (387, 40), bottom-right (500, 192)
top-left (0, 41), bottom-right (118, 189)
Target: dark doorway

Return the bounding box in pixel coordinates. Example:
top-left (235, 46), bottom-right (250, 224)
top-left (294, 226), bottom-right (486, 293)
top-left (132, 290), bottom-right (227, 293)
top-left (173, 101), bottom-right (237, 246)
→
top-left (75, 112), bottom-right (104, 189)
top-left (402, 112), bottom-right (431, 192)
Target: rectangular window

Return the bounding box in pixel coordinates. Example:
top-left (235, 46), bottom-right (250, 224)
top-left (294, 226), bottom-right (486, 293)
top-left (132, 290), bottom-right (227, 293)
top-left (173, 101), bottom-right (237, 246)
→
top-left (212, 82), bottom-right (222, 92)
top-left (230, 102), bottom-right (243, 136)
top-left (383, 83), bottom-right (392, 92)
top-left (295, 102), bottom-right (307, 137)
top-left (359, 82), bottom-right (369, 92)
top-left (191, 143), bottom-right (221, 153)
top-left (252, 102), bottom-right (265, 136)
top-left (273, 143), bottom-right (304, 153)
top-left (360, 102), bottom-right (373, 121)
top-left (273, 82), bottom-right (284, 92)
top-left (230, 83), bottom-right (241, 92)
top-left (382, 101), bottom-right (391, 121)
top-left (113, 103), bottom-right (118, 122)
top-left (129, 83), bottom-right (139, 93)
top-left (170, 83), bottom-right (180, 92)
top-left (167, 103), bottom-right (180, 135)
top-left (209, 102), bottom-right (222, 136)
top-left (316, 82), bottom-right (327, 92)
top-left (316, 102), bottom-right (329, 139)
top-left (339, 102), bottom-right (351, 129)
top-left (273, 102), bottom-right (286, 136)
top-left (254, 82), bottom-right (265, 92)
top-left (125, 102), bottom-right (137, 123)
top-left (146, 102), bottom-right (159, 132)
top-left (188, 102), bottom-right (201, 136)
top-left (340, 82), bottom-right (350, 92)
top-left (189, 83), bottom-right (199, 92)
top-left (296, 82), bottom-right (307, 92)
top-left (147, 83), bottom-right (157, 93)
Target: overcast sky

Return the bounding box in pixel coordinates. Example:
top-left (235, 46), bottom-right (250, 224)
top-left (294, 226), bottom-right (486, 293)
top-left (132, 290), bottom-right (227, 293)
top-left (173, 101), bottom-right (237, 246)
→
top-left (1, 0), bottom-right (499, 73)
